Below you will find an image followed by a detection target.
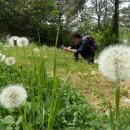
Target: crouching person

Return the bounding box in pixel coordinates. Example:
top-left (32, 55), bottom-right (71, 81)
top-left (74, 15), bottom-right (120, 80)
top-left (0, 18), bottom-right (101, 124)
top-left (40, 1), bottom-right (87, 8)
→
top-left (62, 32), bottom-right (98, 64)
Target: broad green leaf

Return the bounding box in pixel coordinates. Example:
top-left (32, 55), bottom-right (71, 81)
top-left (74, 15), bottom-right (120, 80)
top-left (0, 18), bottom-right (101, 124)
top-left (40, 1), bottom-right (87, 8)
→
top-left (16, 115), bottom-right (23, 125)
top-left (126, 126), bottom-right (130, 130)
top-left (15, 125), bottom-right (20, 130)
top-left (3, 115), bottom-right (15, 125)
top-left (6, 126), bottom-right (13, 130)
top-left (89, 127), bottom-right (95, 130)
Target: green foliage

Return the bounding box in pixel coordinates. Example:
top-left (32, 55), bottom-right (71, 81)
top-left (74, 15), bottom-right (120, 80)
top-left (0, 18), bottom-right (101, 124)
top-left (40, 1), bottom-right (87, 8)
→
top-left (0, 115), bottom-right (23, 130)
top-left (0, 40), bottom-right (107, 130)
top-left (1, 60), bottom-right (130, 130)
top-left (0, 61), bottom-right (107, 130)
top-left (1, 42), bottom-right (130, 129)
top-left (94, 25), bottom-right (117, 50)
top-left (0, 63), bottom-right (21, 87)
top-left (54, 86), bottom-right (107, 130)
top-left (34, 24), bottom-right (71, 46)
top-left (0, 0), bottom-right (71, 45)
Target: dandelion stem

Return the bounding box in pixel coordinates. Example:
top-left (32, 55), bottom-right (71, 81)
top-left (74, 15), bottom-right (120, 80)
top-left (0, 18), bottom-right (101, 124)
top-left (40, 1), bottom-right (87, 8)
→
top-left (109, 103), bottom-right (114, 129)
top-left (115, 79), bottom-right (120, 130)
top-left (47, 24), bottom-right (60, 130)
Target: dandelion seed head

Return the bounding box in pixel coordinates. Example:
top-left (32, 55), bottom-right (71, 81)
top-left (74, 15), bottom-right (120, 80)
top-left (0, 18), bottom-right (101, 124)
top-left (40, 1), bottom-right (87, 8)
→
top-left (0, 85), bottom-right (27, 109)
top-left (94, 59), bottom-right (99, 64)
top-left (105, 110), bottom-right (109, 116)
top-left (5, 57), bottom-right (16, 66)
top-left (99, 45), bottom-right (130, 81)
top-left (9, 36), bottom-right (19, 46)
top-left (123, 39), bottom-right (128, 44)
top-left (33, 48), bottom-right (40, 54)
top-left (125, 98), bottom-right (130, 104)
top-left (17, 37), bottom-right (29, 47)
top-left (91, 71), bottom-right (96, 75)
top-left (0, 53), bottom-right (6, 61)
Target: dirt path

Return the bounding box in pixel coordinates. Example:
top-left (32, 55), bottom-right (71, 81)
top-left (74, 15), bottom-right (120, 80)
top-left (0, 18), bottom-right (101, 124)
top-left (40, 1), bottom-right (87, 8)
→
top-left (68, 72), bottom-right (130, 111)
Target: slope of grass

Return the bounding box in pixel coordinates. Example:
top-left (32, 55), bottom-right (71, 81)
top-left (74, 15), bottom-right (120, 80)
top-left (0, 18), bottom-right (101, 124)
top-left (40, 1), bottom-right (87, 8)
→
top-left (1, 44), bottom-right (130, 110)
top-left (1, 43), bottom-right (130, 129)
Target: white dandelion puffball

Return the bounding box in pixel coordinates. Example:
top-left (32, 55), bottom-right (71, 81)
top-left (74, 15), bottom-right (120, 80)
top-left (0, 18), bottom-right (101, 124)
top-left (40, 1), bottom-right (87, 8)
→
top-left (5, 57), bottom-right (16, 66)
top-left (123, 39), bottom-right (128, 44)
top-left (0, 53), bottom-right (6, 61)
top-left (125, 98), bottom-right (130, 104)
top-left (91, 71), bottom-right (96, 75)
top-left (0, 85), bottom-right (27, 109)
top-left (99, 45), bottom-right (130, 81)
top-left (33, 48), bottom-right (40, 54)
top-left (94, 59), bottom-right (99, 64)
top-left (45, 55), bottom-right (47, 58)
top-left (9, 36), bottom-right (19, 46)
top-left (17, 37), bottom-right (29, 47)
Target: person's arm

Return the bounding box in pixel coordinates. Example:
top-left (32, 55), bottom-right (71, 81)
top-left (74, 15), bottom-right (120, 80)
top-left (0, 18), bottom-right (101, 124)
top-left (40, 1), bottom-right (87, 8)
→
top-left (62, 45), bottom-right (77, 52)
top-left (76, 40), bottom-right (89, 53)
top-left (63, 47), bottom-right (77, 52)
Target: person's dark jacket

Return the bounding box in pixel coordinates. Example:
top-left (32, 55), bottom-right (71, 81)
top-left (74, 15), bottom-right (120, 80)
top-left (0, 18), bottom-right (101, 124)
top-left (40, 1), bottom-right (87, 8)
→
top-left (71, 42), bottom-right (81, 50)
top-left (76, 38), bottom-right (95, 59)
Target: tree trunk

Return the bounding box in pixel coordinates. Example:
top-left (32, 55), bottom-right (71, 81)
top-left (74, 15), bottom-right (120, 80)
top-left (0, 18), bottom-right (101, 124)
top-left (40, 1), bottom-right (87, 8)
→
top-left (98, 15), bottom-right (101, 29)
top-left (103, 8), bottom-right (107, 24)
top-left (113, 0), bottom-right (119, 37)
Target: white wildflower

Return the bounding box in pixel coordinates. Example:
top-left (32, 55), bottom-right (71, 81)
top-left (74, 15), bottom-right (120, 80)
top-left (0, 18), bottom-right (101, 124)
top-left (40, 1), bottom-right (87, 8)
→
top-left (78, 72), bottom-right (81, 75)
top-left (98, 45), bottom-right (130, 81)
top-left (3, 44), bottom-right (11, 48)
top-left (17, 37), bottom-right (29, 47)
top-left (0, 53), bottom-right (6, 61)
top-left (33, 48), bottom-right (40, 54)
top-left (91, 71), bottom-right (96, 75)
top-left (125, 98), bottom-right (130, 104)
top-left (0, 85), bottom-right (27, 109)
top-left (123, 39), bottom-right (128, 44)
top-left (9, 36), bottom-right (19, 46)
top-left (45, 55), bottom-right (47, 58)
top-left (94, 59), bottom-right (99, 64)
top-left (5, 57), bottom-right (16, 66)
top-left (105, 110), bottom-right (109, 116)
top-left (6, 34), bottom-right (10, 44)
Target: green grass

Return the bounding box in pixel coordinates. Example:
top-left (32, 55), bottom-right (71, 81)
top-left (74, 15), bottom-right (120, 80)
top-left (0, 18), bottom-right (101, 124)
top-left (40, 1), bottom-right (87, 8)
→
top-left (1, 43), bottom-right (130, 130)
top-left (0, 44), bottom-right (128, 109)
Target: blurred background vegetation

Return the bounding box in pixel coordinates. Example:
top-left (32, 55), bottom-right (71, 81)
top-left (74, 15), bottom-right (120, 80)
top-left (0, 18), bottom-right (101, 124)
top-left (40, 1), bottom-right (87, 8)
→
top-left (0, 0), bottom-right (130, 48)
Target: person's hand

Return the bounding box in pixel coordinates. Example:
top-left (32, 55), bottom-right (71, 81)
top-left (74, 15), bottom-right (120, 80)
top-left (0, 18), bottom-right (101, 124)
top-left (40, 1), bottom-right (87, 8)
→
top-left (67, 48), bottom-right (71, 51)
top-left (61, 46), bottom-right (72, 52)
top-left (61, 45), bottom-right (64, 49)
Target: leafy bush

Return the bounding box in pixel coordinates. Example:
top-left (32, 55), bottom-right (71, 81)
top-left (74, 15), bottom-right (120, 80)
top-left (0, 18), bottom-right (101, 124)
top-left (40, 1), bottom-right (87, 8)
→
top-left (94, 25), bottom-right (117, 50)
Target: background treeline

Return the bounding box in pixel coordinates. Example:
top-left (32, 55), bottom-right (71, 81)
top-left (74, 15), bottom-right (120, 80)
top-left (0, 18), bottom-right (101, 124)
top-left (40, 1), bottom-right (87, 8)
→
top-left (0, 0), bottom-right (130, 48)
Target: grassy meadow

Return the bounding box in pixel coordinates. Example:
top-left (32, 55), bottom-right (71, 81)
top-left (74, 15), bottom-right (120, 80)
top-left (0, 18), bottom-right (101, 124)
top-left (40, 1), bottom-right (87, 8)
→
top-left (0, 42), bottom-right (130, 130)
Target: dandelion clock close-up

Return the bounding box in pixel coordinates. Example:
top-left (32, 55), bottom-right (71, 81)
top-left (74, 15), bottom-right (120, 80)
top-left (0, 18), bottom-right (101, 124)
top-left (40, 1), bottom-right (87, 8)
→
top-left (98, 45), bottom-right (130, 81)
top-left (5, 57), bottom-right (16, 66)
top-left (17, 37), bottom-right (29, 47)
top-left (9, 36), bottom-right (19, 46)
top-left (33, 48), bottom-right (40, 55)
top-left (0, 85), bottom-right (27, 109)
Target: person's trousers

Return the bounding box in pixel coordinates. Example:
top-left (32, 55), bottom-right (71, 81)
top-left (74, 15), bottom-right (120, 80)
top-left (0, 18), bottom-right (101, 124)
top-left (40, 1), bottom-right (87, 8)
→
top-left (80, 52), bottom-right (95, 64)
top-left (74, 52), bottom-right (79, 60)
